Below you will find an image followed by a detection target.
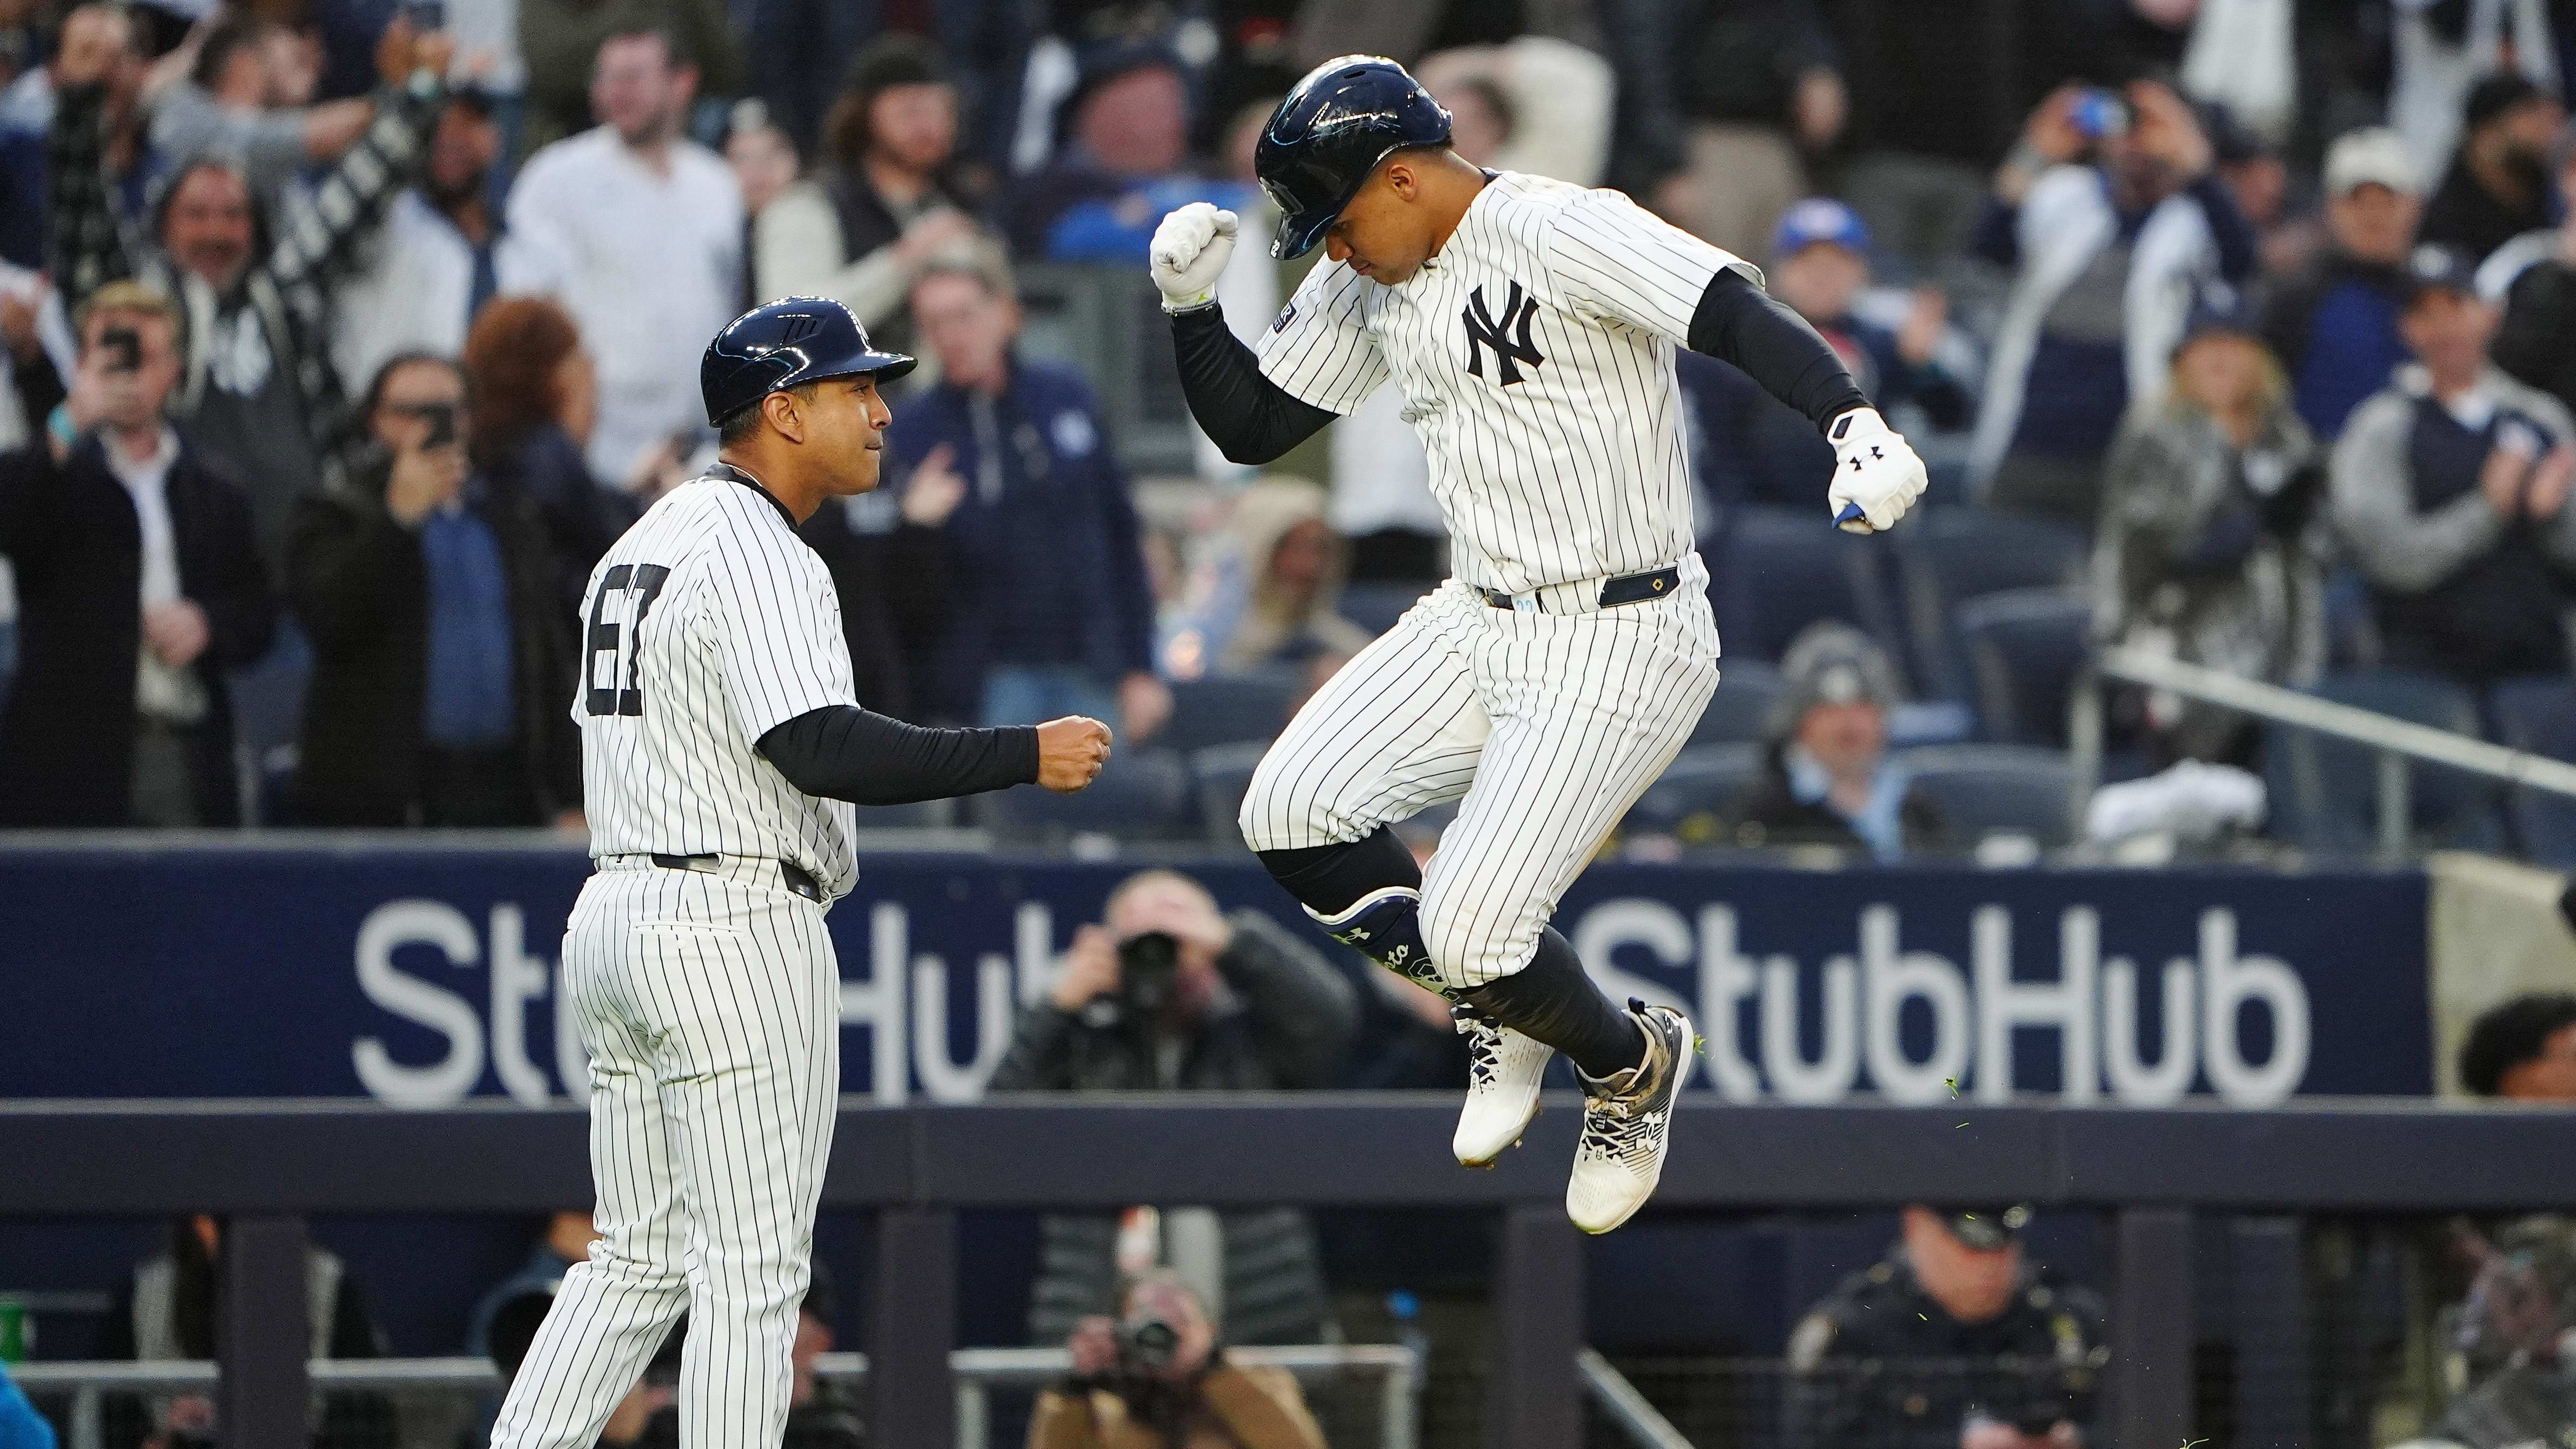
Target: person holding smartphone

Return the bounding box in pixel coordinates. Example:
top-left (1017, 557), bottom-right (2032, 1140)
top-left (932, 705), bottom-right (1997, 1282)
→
top-left (286, 352), bottom-right (584, 828)
top-left (0, 280), bottom-right (275, 828)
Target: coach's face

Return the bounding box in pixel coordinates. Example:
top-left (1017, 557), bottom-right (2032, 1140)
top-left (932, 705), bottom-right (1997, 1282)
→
top-left (805, 373), bottom-right (893, 494)
top-left (1324, 155), bottom-right (1441, 284)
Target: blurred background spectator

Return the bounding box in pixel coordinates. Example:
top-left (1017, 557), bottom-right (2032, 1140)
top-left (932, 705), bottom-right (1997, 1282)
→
top-left (1728, 622), bottom-right (1948, 859)
top-left (0, 280), bottom-right (273, 828)
top-left (1030, 1269), bottom-right (1325, 1449)
top-left (148, 10), bottom-right (374, 208)
top-left (458, 295), bottom-right (627, 618)
top-left (2096, 291), bottom-right (2324, 767)
top-left (2330, 245), bottom-right (2576, 689)
top-left (332, 83), bottom-right (508, 394)
top-left (516, 0), bottom-right (740, 159)
top-left (798, 418), bottom-right (959, 721)
top-left (1786, 1204), bottom-right (2106, 1449)
top-left (2264, 127), bottom-right (2424, 444)
top-left (1010, 45), bottom-right (1249, 264)
top-left (990, 869), bottom-right (1354, 1350)
top-left (0, 1359), bottom-right (49, 1449)
top-left (501, 25), bottom-right (738, 490)
top-left (891, 243), bottom-right (1168, 738)
top-left (753, 36), bottom-right (980, 339)
top-left (2421, 73), bottom-right (2567, 264)
top-left (2460, 992), bottom-right (2576, 1100)
top-left (3, 4), bottom-right (147, 272)
top-left (1160, 477), bottom-right (1370, 693)
top-left (2490, 133), bottom-right (2576, 421)
top-left (287, 352), bottom-right (580, 828)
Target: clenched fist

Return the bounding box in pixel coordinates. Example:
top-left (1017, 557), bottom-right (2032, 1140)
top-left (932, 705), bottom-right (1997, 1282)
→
top-left (1035, 715), bottom-right (1112, 792)
top-left (1824, 407), bottom-right (1928, 534)
top-left (1149, 202), bottom-right (1237, 313)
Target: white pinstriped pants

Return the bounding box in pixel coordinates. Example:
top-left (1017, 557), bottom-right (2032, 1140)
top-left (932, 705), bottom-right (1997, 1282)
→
top-left (1240, 556), bottom-right (1719, 989)
top-left (490, 859), bottom-right (838, 1449)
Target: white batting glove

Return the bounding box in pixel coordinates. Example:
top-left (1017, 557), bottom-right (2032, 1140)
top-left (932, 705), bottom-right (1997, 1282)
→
top-left (1149, 202), bottom-right (1237, 314)
top-left (1824, 407), bottom-right (1929, 534)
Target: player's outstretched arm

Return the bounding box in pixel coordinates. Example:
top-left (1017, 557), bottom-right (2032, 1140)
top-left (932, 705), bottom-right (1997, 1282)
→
top-left (1033, 715), bottom-right (1114, 793)
top-left (757, 705), bottom-right (1095, 805)
top-left (1152, 202), bottom-right (1340, 465)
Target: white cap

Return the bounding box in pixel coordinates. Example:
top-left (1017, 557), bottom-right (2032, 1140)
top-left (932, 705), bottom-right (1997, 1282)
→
top-left (2324, 127), bottom-right (2421, 198)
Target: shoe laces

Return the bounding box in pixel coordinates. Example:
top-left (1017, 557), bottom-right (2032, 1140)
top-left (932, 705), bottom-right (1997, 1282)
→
top-left (1453, 1004), bottom-right (1508, 1088)
top-left (1579, 1021), bottom-right (1668, 1165)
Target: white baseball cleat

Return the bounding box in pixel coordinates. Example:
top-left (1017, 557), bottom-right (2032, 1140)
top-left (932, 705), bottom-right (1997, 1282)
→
top-left (1565, 1000), bottom-right (1696, 1235)
top-left (1451, 1004), bottom-right (1553, 1168)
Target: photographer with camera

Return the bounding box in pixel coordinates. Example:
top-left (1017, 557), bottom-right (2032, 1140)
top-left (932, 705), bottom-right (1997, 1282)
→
top-left (1785, 1205), bottom-right (2107, 1449)
top-left (1029, 1270), bottom-right (1325, 1449)
top-left (990, 870), bottom-right (1356, 1351)
top-left (287, 352), bottom-right (582, 828)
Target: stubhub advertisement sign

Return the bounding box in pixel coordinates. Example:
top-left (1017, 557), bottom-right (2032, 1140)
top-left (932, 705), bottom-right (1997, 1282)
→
top-left (0, 844), bottom-right (2433, 1104)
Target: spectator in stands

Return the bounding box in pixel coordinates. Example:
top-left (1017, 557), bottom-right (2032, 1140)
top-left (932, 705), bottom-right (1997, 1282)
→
top-left (753, 37), bottom-right (979, 338)
top-left (1969, 81), bottom-right (2258, 525)
top-left (502, 25), bottom-right (742, 490)
top-left (2421, 74), bottom-right (2567, 266)
top-left (1728, 623), bottom-right (1947, 860)
top-left (2096, 293), bottom-right (2325, 767)
top-left (891, 243), bottom-right (1169, 739)
top-left (2263, 128), bottom-right (2425, 443)
top-left (461, 296), bottom-right (629, 618)
top-left (2426, 1217), bottom-right (2576, 1449)
top-left (1414, 37), bottom-right (1616, 188)
top-left (1030, 1269), bottom-right (1327, 1449)
top-left (990, 870), bottom-right (1354, 1349)
top-left (288, 352), bottom-right (581, 828)
top-left (1010, 46), bottom-right (1251, 264)
top-left (1160, 478), bottom-right (1371, 690)
top-left (333, 83), bottom-right (509, 397)
top-left (49, 16), bottom-right (453, 570)
top-left (100, 1214), bottom-right (393, 1449)
top-left (2461, 993), bottom-right (2576, 1100)
top-left (1731, 624), bottom-right (1947, 856)
top-left (2492, 136), bottom-right (2576, 422)
top-left (799, 432), bottom-right (959, 721)
top-left (1609, 0), bottom-right (1846, 261)
top-left (0, 281), bottom-right (274, 828)
top-left (1786, 1204), bottom-right (2106, 1449)
top-left (515, 0), bottom-right (741, 159)
top-left (0, 1359), bottom-right (49, 1449)
top-left (723, 99), bottom-right (796, 307)
top-left (2, 4), bottom-right (147, 272)
top-left (1686, 197), bottom-right (1971, 510)
top-left (2330, 245), bottom-right (2576, 688)
top-left (148, 10), bottom-right (378, 207)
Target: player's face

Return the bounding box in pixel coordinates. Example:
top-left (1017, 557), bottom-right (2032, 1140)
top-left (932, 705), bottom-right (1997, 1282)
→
top-left (809, 374), bottom-right (893, 496)
top-left (1323, 169), bottom-right (1435, 284)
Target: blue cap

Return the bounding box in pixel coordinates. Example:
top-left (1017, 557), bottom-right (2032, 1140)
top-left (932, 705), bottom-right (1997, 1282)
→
top-left (2175, 280), bottom-right (2261, 354)
top-left (1772, 197), bottom-right (1870, 261)
top-left (2402, 243), bottom-right (2482, 306)
top-left (700, 297), bottom-right (915, 428)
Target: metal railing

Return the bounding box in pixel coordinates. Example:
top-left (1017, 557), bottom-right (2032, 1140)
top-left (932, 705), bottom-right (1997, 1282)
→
top-left (2070, 645), bottom-right (2576, 855)
top-left (1579, 1349), bottom-right (1697, 1449)
top-left (13, 1344), bottom-right (1419, 1449)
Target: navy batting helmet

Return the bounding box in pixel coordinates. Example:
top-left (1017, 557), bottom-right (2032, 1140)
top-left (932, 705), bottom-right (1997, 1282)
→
top-left (701, 297), bottom-right (915, 428)
top-left (1254, 56), bottom-right (1452, 260)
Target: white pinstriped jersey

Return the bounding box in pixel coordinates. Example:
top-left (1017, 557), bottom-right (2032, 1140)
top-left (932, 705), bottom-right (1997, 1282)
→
top-left (1257, 170), bottom-right (1759, 595)
top-left (573, 470), bottom-right (859, 895)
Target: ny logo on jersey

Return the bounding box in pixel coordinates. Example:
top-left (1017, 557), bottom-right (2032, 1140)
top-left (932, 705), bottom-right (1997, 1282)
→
top-left (1461, 280), bottom-right (1545, 386)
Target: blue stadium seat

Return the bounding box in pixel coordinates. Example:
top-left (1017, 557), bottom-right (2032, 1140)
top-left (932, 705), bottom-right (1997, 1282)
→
top-left (1955, 588), bottom-right (2093, 746)
top-left (1691, 659), bottom-right (1788, 746)
top-left (1188, 741), bottom-right (1270, 848)
top-left (1709, 506), bottom-right (1909, 679)
top-left (1338, 582), bottom-right (1433, 637)
top-left (1159, 670), bottom-right (1298, 755)
top-left (1895, 744), bottom-right (2075, 848)
top-left (978, 748), bottom-right (1196, 843)
top-left (2487, 676), bottom-right (2576, 866)
top-left (1896, 508), bottom-right (2088, 698)
top-left (1624, 744), bottom-right (1764, 843)
top-left (2263, 670), bottom-right (2505, 855)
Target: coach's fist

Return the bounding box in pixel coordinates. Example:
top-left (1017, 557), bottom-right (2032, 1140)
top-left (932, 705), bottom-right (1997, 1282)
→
top-left (1824, 407), bottom-right (1929, 535)
top-left (1149, 202), bottom-right (1237, 313)
top-left (1036, 715), bottom-right (1112, 792)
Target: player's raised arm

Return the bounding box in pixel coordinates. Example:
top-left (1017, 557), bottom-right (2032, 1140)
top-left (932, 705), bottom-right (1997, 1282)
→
top-left (1156, 203), bottom-right (1360, 465)
top-left (1549, 190), bottom-right (1929, 534)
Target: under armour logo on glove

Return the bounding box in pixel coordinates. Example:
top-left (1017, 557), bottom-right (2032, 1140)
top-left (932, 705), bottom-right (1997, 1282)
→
top-left (1823, 407), bottom-right (1928, 535)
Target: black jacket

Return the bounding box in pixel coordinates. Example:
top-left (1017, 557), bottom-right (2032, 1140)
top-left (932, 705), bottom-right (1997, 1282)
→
top-left (0, 434), bottom-right (274, 826)
top-left (799, 493), bottom-right (949, 722)
top-left (2496, 258), bottom-right (2576, 422)
top-left (1727, 744), bottom-right (1951, 857)
top-left (286, 451), bottom-right (580, 826)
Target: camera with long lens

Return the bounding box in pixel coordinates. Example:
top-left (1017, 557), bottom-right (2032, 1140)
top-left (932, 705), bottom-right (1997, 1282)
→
top-left (1115, 931), bottom-right (1181, 1017)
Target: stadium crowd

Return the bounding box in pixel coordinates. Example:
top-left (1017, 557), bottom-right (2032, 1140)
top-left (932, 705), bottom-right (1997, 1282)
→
top-left (1, 0), bottom-right (2574, 858)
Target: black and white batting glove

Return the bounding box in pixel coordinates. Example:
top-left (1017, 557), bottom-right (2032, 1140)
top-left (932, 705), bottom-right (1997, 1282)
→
top-left (1823, 407), bottom-right (1929, 534)
top-left (1149, 202), bottom-right (1238, 314)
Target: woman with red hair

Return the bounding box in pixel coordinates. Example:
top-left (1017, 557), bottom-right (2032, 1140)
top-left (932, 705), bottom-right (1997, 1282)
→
top-left (462, 297), bottom-right (631, 615)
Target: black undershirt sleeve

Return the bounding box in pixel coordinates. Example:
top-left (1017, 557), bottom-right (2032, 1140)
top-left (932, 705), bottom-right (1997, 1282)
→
top-left (1169, 302), bottom-right (1339, 464)
top-left (757, 706), bottom-right (1041, 806)
top-left (1686, 268), bottom-right (1871, 432)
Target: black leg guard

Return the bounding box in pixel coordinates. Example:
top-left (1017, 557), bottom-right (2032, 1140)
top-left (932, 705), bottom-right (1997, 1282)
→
top-left (1256, 826), bottom-right (1421, 914)
top-left (1458, 927), bottom-right (1647, 1079)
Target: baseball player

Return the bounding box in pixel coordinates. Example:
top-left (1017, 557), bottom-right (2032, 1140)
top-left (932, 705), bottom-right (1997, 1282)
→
top-left (1154, 58), bottom-right (1927, 1234)
top-left (490, 297), bottom-right (1111, 1448)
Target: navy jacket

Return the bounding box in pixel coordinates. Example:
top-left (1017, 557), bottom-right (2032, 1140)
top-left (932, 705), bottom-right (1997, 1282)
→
top-left (886, 358), bottom-right (1156, 722)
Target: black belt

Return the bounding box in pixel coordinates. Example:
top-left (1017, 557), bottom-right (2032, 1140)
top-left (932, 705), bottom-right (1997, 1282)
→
top-left (649, 853), bottom-right (826, 903)
top-left (1480, 564), bottom-right (1682, 612)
